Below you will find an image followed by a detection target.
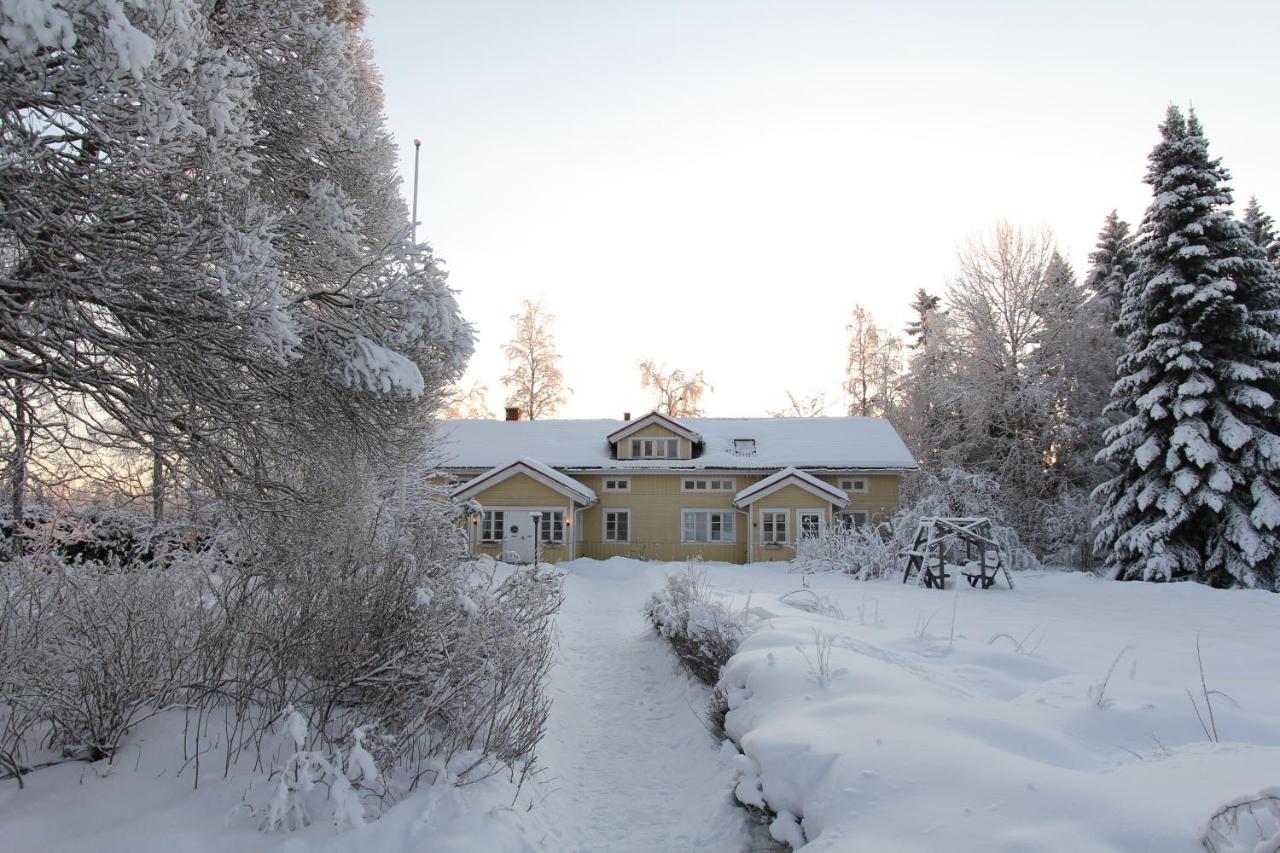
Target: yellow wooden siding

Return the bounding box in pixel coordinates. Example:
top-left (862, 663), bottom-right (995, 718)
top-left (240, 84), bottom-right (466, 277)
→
top-left (473, 541), bottom-right (570, 561)
top-left (613, 424), bottom-right (692, 460)
top-left (575, 473), bottom-right (760, 563)
top-left (817, 474), bottom-right (899, 523)
top-left (467, 472), bottom-right (574, 561)
top-left (457, 469), bottom-right (902, 564)
top-left (750, 484), bottom-right (839, 562)
top-left (470, 473), bottom-right (567, 506)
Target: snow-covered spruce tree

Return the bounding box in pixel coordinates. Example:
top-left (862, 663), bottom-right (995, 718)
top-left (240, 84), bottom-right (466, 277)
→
top-left (1084, 210), bottom-right (1138, 328)
top-left (1094, 107), bottom-right (1280, 589)
top-left (1242, 196), bottom-right (1279, 266)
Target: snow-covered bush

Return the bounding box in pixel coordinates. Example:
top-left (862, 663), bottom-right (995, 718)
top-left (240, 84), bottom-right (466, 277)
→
top-left (0, 498), bottom-right (563, 803)
top-left (262, 707), bottom-right (373, 832)
top-left (794, 521), bottom-right (897, 579)
top-left (644, 568), bottom-right (746, 685)
top-left (794, 468), bottom-right (1038, 579)
top-left (897, 468), bottom-right (1039, 570)
top-left (0, 548), bottom-right (207, 766)
top-left (1040, 487), bottom-right (1101, 571)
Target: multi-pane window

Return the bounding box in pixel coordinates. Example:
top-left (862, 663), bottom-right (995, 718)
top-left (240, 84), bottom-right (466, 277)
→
top-left (681, 478), bottom-right (735, 492)
top-left (630, 437), bottom-right (679, 459)
top-left (840, 478), bottom-right (868, 493)
top-left (682, 510), bottom-right (736, 543)
top-left (480, 510), bottom-right (504, 542)
top-left (761, 510), bottom-right (788, 544)
top-left (799, 511), bottom-right (823, 539)
top-left (604, 510), bottom-right (630, 543)
top-left (603, 478), bottom-right (630, 491)
top-left (538, 511), bottom-right (565, 544)
top-left (839, 511), bottom-right (870, 530)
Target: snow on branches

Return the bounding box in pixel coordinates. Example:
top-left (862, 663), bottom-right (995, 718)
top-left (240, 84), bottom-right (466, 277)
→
top-left (1094, 106), bottom-right (1280, 590)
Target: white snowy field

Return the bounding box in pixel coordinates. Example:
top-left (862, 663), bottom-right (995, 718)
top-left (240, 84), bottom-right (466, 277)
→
top-left (2, 557), bottom-right (1277, 852)
top-left (690, 561), bottom-right (1280, 852)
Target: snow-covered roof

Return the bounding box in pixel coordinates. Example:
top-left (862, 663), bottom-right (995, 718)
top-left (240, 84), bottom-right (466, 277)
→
top-left (733, 467), bottom-right (850, 508)
top-left (606, 411), bottom-right (704, 445)
top-left (433, 417), bottom-right (918, 472)
top-left (450, 458), bottom-right (598, 505)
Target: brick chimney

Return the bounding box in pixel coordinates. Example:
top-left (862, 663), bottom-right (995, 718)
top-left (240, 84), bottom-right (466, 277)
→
top-left (505, 407), bottom-right (521, 421)
top-left (623, 411), bottom-right (631, 421)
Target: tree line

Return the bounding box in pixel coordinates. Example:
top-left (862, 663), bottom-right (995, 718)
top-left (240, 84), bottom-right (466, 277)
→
top-left (859, 107), bottom-right (1279, 588)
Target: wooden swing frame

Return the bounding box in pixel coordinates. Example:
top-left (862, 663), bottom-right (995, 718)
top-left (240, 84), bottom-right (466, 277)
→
top-left (899, 516), bottom-right (1014, 590)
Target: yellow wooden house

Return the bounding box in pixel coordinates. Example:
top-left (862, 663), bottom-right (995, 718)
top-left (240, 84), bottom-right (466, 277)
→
top-left (438, 410), bottom-right (917, 564)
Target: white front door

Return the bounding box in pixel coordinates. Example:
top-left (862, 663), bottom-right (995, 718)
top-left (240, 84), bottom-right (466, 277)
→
top-left (503, 513), bottom-right (537, 563)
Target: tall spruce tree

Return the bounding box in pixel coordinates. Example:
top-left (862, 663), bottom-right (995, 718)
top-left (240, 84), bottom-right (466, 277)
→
top-left (1084, 210), bottom-right (1137, 327)
top-left (1242, 196), bottom-right (1279, 265)
top-left (905, 288), bottom-right (942, 350)
top-left (1093, 107), bottom-right (1280, 589)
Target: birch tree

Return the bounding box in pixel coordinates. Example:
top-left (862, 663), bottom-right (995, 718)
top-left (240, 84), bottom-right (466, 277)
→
top-left (769, 391), bottom-right (829, 418)
top-left (844, 306), bottom-right (902, 418)
top-left (502, 299), bottom-right (568, 419)
top-left (638, 360), bottom-right (712, 417)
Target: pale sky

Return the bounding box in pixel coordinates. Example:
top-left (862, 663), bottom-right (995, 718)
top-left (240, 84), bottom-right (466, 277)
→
top-left (365, 0), bottom-right (1280, 419)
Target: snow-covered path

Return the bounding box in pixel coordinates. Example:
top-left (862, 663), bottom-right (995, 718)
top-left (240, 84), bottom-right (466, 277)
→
top-left (529, 561), bottom-right (750, 853)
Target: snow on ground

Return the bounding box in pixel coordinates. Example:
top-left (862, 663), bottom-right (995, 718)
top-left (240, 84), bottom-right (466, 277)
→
top-left (3, 557), bottom-right (1277, 852)
top-left (0, 558), bottom-right (748, 852)
top-left (530, 558), bottom-right (749, 852)
top-left (688, 562), bottom-right (1280, 852)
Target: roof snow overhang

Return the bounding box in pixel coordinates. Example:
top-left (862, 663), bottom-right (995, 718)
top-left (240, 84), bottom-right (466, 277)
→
top-left (450, 458), bottom-right (598, 506)
top-left (733, 466), bottom-right (849, 509)
top-left (606, 411), bottom-right (704, 446)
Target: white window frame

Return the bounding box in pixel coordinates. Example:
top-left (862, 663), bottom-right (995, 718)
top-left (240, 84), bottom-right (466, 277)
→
top-left (480, 510), bottom-right (504, 543)
top-left (798, 508), bottom-right (824, 540)
top-left (630, 437), bottom-right (680, 459)
top-left (681, 509), bottom-right (737, 544)
top-left (760, 510), bottom-right (789, 545)
top-left (681, 477), bottom-right (736, 492)
top-left (603, 509), bottom-right (631, 543)
top-left (603, 477), bottom-right (630, 492)
top-left (538, 510), bottom-right (566, 544)
top-left (840, 477), bottom-right (869, 493)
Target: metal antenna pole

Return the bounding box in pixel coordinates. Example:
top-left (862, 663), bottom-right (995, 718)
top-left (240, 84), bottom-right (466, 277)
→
top-left (399, 137), bottom-right (423, 523)
top-left (411, 137), bottom-right (422, 243)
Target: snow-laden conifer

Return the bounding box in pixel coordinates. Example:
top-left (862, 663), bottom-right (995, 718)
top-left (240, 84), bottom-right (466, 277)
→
top-left (1084, 210), bottom-right (1137, 327)
top-left (1093, 107), bottom-right (1280, 589)
top-left (1242, 196), bottom-right (1279, 265)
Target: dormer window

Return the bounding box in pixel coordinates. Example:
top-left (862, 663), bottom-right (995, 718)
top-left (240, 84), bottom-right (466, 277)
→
top-left (732, 438), bottom-right (756, 455)
top-left (631, 438), bottom-right (679, 459)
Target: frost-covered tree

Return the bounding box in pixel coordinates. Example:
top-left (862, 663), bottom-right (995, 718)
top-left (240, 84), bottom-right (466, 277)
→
top-left (0, 0), bottom-right (473, 521)
top-left (1093, 107), bottom-right (1280, 590)
top-left (769, 391), bottom-right (829, 418)
top-left (1242, 197), bottom-right (1279, 265)
top-left (844, 306), bottom-right (902, 418)
top-left (900, 293), bottom-right (956, 463)
top-left (502, 299), bottom-right (568, 420)
top-left (905, 289), bottom-right (943, 351)
top-left (639, 360), bottom-right (712, 417)
top-left (441, 381), bottom-right (492, 419)
top-left (1084, 210), bottom-right (1137, 328)
top-left (938, 223), bottom-right (1089, 552)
